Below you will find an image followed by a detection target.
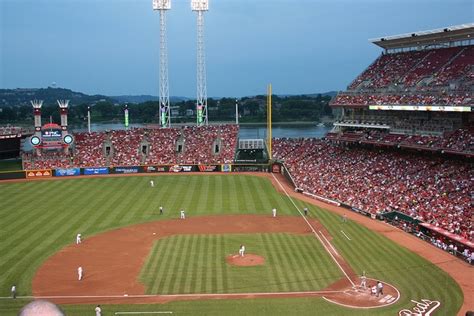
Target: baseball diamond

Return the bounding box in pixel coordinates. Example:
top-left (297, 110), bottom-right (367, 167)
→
top-left (0, 174), bottom-right (469, 315)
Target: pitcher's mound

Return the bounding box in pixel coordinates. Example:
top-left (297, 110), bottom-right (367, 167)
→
top-left (226, 254), bottom-right (265, 266)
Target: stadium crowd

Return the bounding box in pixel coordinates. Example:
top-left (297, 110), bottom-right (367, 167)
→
top-left (348, 45), bottom-right (473, 90)
top-left (325, 127), bottom-right (474, 155)
top-left (0, 125), bottom-right (23, 136)
top-left (22, 125), bottom-right (239, 169)
top-left (331, 92), bottom-right (471, 107)
top-left (272, 138), bottom-right (473, 241)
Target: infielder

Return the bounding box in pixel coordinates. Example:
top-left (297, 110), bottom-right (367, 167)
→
top-left (272, 208), bottom-right (277, 217)
top-left (150, 180), bottom-right (154, 187)
top-left (76, 233), bottom-right (82, 245)
top-left (78, 266), bottom-right (83, 281)
top-left (239, 244), bottom-right (245, 257)
top-left (180, 209), bottom-right (185, 219)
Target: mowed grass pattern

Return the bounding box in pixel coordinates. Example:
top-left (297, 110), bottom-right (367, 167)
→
top-left (140, 234), bottom-right (341, 294)
top-left (0, 174), bottom-right (464, 315)
top-left (0, 175), bottom-right (295, 297)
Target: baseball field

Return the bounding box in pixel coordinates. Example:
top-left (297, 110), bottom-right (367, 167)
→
top-left (0, 174), bottom-right (466, 315)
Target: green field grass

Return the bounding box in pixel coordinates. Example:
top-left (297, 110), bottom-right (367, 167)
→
top-left (0, 175), bottom-right (463, 315)
top-left (140, 233), bottom-right (342, 294)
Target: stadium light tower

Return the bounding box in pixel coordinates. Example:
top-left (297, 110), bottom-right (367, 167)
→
top-left (153, 0), bottom-right (171, 128)
top-left (192, 0), bottom-right (209, 126)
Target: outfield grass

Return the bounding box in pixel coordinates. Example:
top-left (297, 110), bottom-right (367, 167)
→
top-left (0, 175), bottom-right (463, 315)
top-left (140, 233), bottom-right (342, 294)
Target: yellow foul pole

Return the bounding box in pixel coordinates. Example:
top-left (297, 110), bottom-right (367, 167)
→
top-left (267, 84), bottom-right (272, 160)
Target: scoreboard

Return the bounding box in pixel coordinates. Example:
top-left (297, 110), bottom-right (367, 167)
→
top-left (30, 123), bottom-right (74, 148)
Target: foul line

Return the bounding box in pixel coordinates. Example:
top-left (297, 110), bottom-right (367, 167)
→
top-left (0, 290), bottom-right (346, 300)
top-left (271, 174), bottom-right (355, 287)
top-left (319, 231), bottom-right (339, 256)
top-left (341, 230), bottom-right (351, 241)
top-left (115, 312), bottom-right (173, 315)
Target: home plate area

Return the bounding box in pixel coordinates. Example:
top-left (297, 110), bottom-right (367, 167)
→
top-left (322, 278), bottom-right (400, 309)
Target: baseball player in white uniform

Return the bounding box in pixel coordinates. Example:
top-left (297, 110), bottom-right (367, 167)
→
top-left (359, 273), bottom-right (367, 290)
top-left (239, 244), bottom-right (245, 257)
top-left (78, 266), bottom-right (83, 281)
top-left (150, 180), bottom-right (154, 187)
top-left (272, 208), bottom-right (277, 217)
top-left (76, 233), bottom-right (82, 244)
top-left (95, 305), bottom-right (102, 316)
top-left (180, 209), bottom-right (185, 219)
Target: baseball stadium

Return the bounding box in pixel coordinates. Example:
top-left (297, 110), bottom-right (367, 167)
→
top-left (1, 2), bottom-right (473, 316)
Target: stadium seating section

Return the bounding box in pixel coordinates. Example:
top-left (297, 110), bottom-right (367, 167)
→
top-left (335, 45), bottom-right (473, 107)
top-left (272, 138), bottom-right (473, 242)
top-left (22, 125), bottom-right (238, 169)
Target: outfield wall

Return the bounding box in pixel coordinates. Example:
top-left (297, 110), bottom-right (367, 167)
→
top-left (0, 164), bottom-right (271, 181)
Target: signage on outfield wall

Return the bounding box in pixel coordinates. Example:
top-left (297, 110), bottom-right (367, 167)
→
top-left (114, 167), bottom-right (139, 174)
top-left (198, 165), bottom-right (219, 172)
top-left (84, 167), bottom-right (109, 175)
top-left (143, 166), bottom-right (168, 172)
top-left (222, 164), bottom-right (232, 172)
top-left (26, 170), bottom-right (52, 178)
top-left (399, 299), bottom-right (441, 316)
top-left (55, 168), bottom-right (80, 177)
top-left (169, 165), bottom-right (195, 172)
top-left (182, 166), bottom-right (193, 172)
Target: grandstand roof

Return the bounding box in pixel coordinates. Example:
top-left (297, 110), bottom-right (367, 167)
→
top-left (370, 23), bottom-right (474, 50)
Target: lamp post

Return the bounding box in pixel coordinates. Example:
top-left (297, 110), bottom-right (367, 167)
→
top-left (87, 106), bottom-right (91, 134)
top-left (235, 98), bottom-right (239, 125)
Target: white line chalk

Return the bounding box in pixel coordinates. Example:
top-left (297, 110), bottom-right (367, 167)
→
top-left (341, 230), bottom-right (351, 240)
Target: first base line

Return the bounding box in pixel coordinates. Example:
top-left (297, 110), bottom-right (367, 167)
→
top-left (115, 312), bottom-right (173, 315)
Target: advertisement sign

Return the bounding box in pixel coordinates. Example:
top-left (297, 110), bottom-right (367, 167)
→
top-left (182, 165), bottom-right (193, 172)
top-left (169, 165), bottom-right (195, 172)
top-left (232, 165), bottom-right (267, 172)
top-left (143, 166), bottom-right (168, 173)
top-left (55, 168), bottom-right (81, 177)
top-left (84, 167), bottom-right (109, 175)
top-left (114, 167), bottom-right (139, 174)
top-left (26, 170), bottom-right (52, 179)
top-left (222, 164), bottom-right (232, 172)
top-left (198, 165), bottom-right (219, 172)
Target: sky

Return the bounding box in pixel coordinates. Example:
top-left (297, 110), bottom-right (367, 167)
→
top-left (0, 0), bottom-right (472, 97)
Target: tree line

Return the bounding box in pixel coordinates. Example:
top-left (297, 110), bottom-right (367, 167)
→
top-left (0, 94), bottom-right (333, 125)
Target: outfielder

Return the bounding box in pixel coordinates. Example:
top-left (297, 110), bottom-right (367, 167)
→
top-left (11, 284), bottom-right (16, 299)
top-left (150, 180), bottom-right (154, 187)
top-left (159, 206), bottom-right (163, 215)
top-left (76, 233), bottom-right (82, 245)
top-left (180, 209), bottom-right (185, 219)
top-left (95, 305), bottom-right (102, 316)
top-left (272, 208), bottom-right (277, 217)
top-left (78, 266), bottom-right (83, 281)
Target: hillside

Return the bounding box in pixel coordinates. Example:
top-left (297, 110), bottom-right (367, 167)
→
top-left (0, 87), bottom-right (114, 107)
